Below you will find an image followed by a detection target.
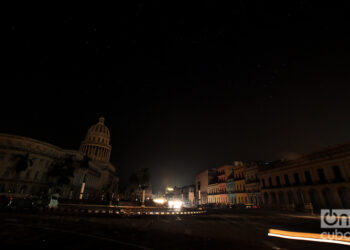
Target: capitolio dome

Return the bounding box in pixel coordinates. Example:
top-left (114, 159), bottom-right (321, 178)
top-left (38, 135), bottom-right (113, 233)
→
top-left (80, 117), bottom-right (112, 162)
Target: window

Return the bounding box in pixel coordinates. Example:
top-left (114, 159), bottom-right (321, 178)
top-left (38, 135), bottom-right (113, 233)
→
top-left (2, 168), bottom-right (10, 178)
top-left (317, 168), bottom-right (327, 183)
top-left (284, 175), bottom-right (290, 186)
top-left (276, 176), bottom-right (281, 187)
top-left (332, 166), bottom-right (343, 181)
top-left (262, 179), bottom-right (266, 188)
top-left (304, 170), bottom-right (312, 184)
top-left (268, 177), bottom-right (272, 187)
top-left (294, 173), bottom-right (300, 185)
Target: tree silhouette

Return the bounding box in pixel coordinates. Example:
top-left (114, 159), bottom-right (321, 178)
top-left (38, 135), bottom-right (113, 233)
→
top-left (13, 153), bottom-right (33, 173)
top-left (128, 168), bottom-right (150, 205)
top-left (78, 155), bottom-right (91, 170)
top-left (129, 168), bottom-right (150, 190)
top-left (48, 155), bottom-right (75, 191)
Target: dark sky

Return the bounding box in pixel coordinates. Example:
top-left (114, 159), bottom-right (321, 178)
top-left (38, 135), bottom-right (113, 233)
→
top-left (2, 2), bottom-right (350, 192)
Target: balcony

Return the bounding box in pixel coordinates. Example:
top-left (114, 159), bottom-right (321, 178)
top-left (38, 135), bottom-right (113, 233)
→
top-left (261, 185), bottom-right (280, 190)
top-left (292, 182), bottom-right (302, 187)
top-left (208, 191), bottom-right (227, 195)
top-left (233, 177), bottom-right (244, 181)
top-left (329, 178), bottom-right (345, 183)
top-left (245, 179), bottom-right (259, 184)
top-left (247, 190), bottom-right (259, 193)
top-left (233, 190), bottom-right (246, 193)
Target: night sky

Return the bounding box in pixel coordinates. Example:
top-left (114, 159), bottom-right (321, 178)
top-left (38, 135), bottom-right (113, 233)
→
top-left (2, 2), bottom-right (350, 192)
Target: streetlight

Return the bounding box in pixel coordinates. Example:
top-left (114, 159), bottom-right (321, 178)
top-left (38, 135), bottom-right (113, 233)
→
top-left (79, 173), bottom-right (86, 200)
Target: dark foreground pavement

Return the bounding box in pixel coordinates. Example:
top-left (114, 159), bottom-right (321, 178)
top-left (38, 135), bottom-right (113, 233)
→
top-left (0, 209), bottom-right (348, 250)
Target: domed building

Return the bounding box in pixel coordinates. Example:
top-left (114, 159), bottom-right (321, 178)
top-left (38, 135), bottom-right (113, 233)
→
top-left (0, 117), bottom-right (119, 200)
top-left (80, 117), bottom-right (111, 162)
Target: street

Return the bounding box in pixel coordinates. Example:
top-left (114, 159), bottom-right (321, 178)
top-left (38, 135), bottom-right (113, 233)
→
top-left (0, 209), bottom-right (348, 250)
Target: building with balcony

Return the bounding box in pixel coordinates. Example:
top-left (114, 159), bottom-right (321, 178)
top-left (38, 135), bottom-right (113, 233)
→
top-left (226, 173), bottom-right (235, 204)
top-left (233, 161), bottom-right (248, 204)
top-left (259, 144), bottom-right (350, 210)
top-left (208, 164), bottom-right (234, 205)
top-left (245, 161), bottom-right (262, 206)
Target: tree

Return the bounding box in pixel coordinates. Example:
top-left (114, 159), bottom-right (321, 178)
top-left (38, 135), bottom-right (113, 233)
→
top-left (78, 155), bottom-right (91, 170)
top-left (47, 155), bottom-right (75, 193)
top-left (12, 153), bottom-right (33, 173)
top-left (128, 168), bottom-right (150, 206)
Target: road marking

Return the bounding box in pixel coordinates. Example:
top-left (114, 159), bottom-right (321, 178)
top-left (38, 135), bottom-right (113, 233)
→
top-left (176, 216), bottom-right (182, 221)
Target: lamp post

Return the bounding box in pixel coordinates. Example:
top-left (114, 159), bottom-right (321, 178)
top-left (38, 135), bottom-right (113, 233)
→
top-left (141, 185), bottom-right (146, 207)
top-left (79, 174), bottom-right (86, 200)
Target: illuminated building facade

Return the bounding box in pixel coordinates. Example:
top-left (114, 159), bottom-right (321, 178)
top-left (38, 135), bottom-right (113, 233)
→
top-left (226, 176), bottom-right (235, 204)
top-left (207, 164), bottom-right (234, 205)
top-left (259, 144), bottom-right (350, 210)
top-left (245, 161), bottom-right (262, 205)
top-left (233, 162), bottom-right (248, 204)
top-left (0, 117), bottom-right (118, 199)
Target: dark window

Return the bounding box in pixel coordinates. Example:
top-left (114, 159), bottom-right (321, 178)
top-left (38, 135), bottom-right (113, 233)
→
top-left (197, 181), bottom-right (200, 190)
top-left (269, 177), bottom-right (272, 187)
top-left (305, 170), bottom-right (312, 184)
top-left (317, 168), bottom-right (327, 183)
top-left (332, 166), bottom-right (343, 181)
top-left (262, 179), bottom-right (266, 188)
top-left (294, 173), bottom-right (300, 185)
top-left (276, 176), bottom-right (281, 187)
top-left (2, 168), bottom-right (10, 178)
top-left (284, 175), bottom-right (290, 186)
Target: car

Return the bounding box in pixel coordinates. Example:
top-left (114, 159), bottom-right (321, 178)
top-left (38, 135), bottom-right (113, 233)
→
top-left (232, 203), bottom-right (245, 209)
top-left (8, 197), bottom-right (38, 209)
top-left (0, 194), bottom-right (12, 209)
top-left (245, 204), bottom-right (260, 208)
top-left (47, 194), bottom-right (59, 208)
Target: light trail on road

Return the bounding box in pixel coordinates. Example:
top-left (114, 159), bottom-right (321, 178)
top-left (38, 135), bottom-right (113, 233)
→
top-left (268, 229), bottom-right (350, 246)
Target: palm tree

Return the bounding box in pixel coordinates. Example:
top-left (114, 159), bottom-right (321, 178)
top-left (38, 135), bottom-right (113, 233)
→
top-left (129, 168), bottom-right (150, 207)
top-left (13, 153), bottom-right (33, 173)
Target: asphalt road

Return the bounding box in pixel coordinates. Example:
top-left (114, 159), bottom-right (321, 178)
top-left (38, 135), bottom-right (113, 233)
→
top-left (0, 209), bottom-right (348, 250)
